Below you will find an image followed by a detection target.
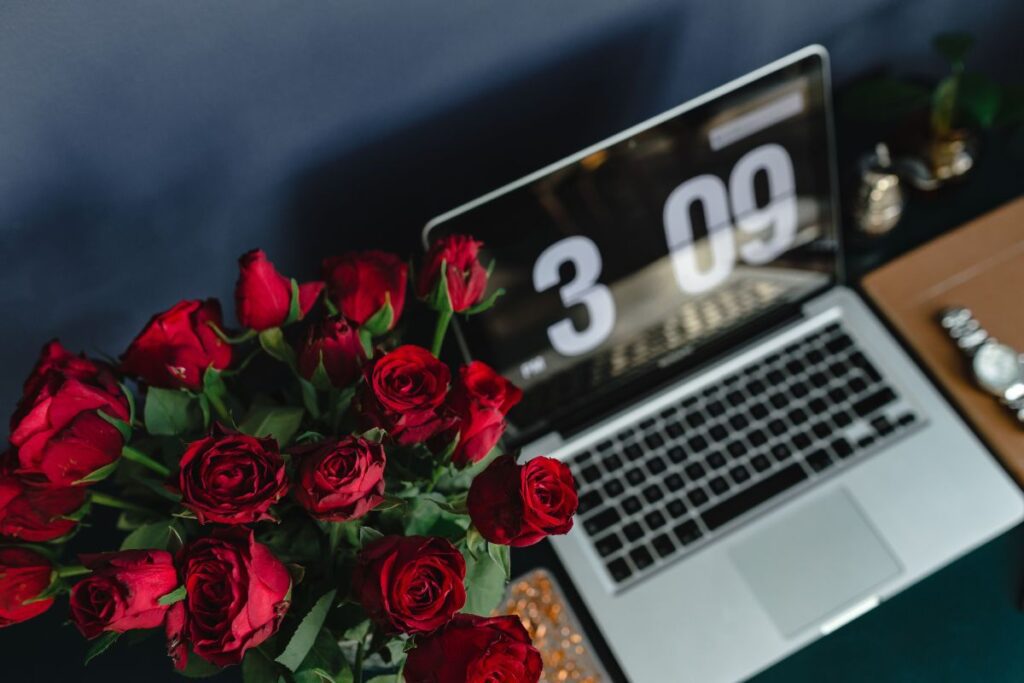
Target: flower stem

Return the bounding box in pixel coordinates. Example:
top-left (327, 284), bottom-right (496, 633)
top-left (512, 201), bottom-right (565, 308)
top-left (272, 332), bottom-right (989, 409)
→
top-left (327, 522), bottom-right (344, 577)
top-left (121, 446), bottom-right (171, 478)
top-left (353, 625), bottom-right (372, 683)
top-left (204, 389), bottom-right (233, 425)
top-left (56, 565), bottom-right (91, 579)
top-left (89, 492), bottom-right (159, 516)
top-left (430, 308), bottom-right (453, 357)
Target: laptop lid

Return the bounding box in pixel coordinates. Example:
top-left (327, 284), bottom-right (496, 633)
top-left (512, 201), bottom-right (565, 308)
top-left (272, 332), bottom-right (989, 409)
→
top-left (423, 45), bottom-right (840, 447)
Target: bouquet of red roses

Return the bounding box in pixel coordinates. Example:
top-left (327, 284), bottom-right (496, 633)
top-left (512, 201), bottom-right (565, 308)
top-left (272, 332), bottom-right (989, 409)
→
top-left (0, 235), bottom-right (579, 683)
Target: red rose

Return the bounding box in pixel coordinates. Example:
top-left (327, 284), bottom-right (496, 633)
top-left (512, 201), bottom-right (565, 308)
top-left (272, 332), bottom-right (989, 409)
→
top-left (322, 250), bottom-right (407, 329)
top-left (178, 431), bottom-right (288, 525)
top-left (358, 345), bottom-right (451, 445)
top-left (353, 535), bottom-right (465, 635)
top-left (235, 249), bottom-right (323, 331)
top-left (168, 530), bottom-right (291, 668)
top-left (468, 455), bottom-right (578, 547)
top-left (403, 614), bottom-right (542, 683)
top-left (417, 235), bottom-right (489, 312)
top-left (445, 362), bottom-right (522, 467)
top-left (297, 317), bottom-right (366, 388)
top-left (0, 464), bottom-right (86, 541)
top-left (0, 547), bottom-right (54, 628)
top-left (294, 436), bottom-right (386, 522)
top-left (10, 342), bottom-right (130, 488)
top-left (121, 299), bottom-right (232, 390)
top-left (69, 550), bottom-right (179, 639)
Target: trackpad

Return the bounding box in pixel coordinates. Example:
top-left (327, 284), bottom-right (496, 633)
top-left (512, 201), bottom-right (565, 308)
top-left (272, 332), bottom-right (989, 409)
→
top-left (729, 489), bottom-right (902, 637)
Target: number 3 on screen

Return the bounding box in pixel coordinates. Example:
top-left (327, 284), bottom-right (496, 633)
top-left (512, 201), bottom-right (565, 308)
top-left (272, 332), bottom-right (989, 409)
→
top-left (664, 143), bottom-right (797, 293)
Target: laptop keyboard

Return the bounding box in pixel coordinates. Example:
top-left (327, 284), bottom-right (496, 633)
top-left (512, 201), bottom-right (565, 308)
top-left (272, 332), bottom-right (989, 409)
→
top-left (567, 320), bottom-right (921, 590)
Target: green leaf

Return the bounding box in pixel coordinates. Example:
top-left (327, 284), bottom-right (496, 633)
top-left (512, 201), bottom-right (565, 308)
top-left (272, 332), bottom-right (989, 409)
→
top-left (120, 520), bottom-right (173, 551)
top-left (259, 327), bottom-right (297, 368)
top-left (239, 404), bottom-right (305, 446)
top-left (299, 375), bottom-right (322, 416)
top-left (294, 628), bottom-right (346, 683)
top-left (958, 72), bottom-right (1002, 129)
top-left (932, 74), bottom-right (960, 136)
top-left (358, 329), bottom-right (373, 358)
top-left (180, 653), bottom-right (223, 678)
top-left (358, 526), bottom-right (384, 547)
top-left (360, 294), bottom-right (394, 337)
top-left (462, 287), bottom-right (505, 316)
top-left (84, 631), bottom-right (120, 665)
top-left (97, 409), bottom-right (132, 441)
top-left (404, 498), bottom-right (469, 539)
top-left (461, 546), bottom-right (508, 616)
top-left (72, 459), bottom-right (120, 485)
top-left (933, 32), bottom-right (974, 67)
top-left (275, 589), bottom-right (338, 671)
top-left (144, 387), bottom-right (200, 436)
top-left (157, 585), bottom-right (187, 606)
top-left (424, 261), bottom-right (453, 313)
top-left (119, 381), bottom-right (137, 425)
top-left (488, 542), bottom-right (511, 581)
top-left (243, 649), bottom-right (281, 683)
top-left (284, 278), bottom-right (303, 326)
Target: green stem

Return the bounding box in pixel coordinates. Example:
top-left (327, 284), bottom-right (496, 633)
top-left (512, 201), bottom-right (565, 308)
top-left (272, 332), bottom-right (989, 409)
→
top-left (204, 389), bottom-right (233, 425)
top-left (89, 492), bottom-right (159, 516)
top-left (121, 446), bottom-right (171, 478)
top-left (430, 308), bottom-right (453, 357)
top-left (353, 626), bottom-right (372, 683)
top-left (327, 522), bottom-right (344, 578)
top-left (56, 565), bottom-right (91, 579)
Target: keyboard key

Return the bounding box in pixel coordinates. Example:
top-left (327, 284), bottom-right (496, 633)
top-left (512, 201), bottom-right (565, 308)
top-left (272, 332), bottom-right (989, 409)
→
top-left (644, 510), bottom-right (667, 530)
top-left (786, 359), bottom-right (804, 374)
top-left (827, 360), bottom-right (850, 378)
top-left (768, 419), bottom-right (787, 436)
top-left (749, 429), bottom-right (767, 446)
top-left (688, 435), bottom-right (709, 452)
top-left (701, 464), bottom-right (808, 531)
top-left (673, 520), bottom-right (703, 545)
top-left (707, 400), bottom-right (726, 417)
top-left (622, 495), bottom-right (642, 514)
top-left (596, 440), bottom-right (614, 452)
top-left (709, 424), bottom-right (727, 441)
top-left (652, 533), bottom-right (676, 558)
top-left (807, 349), bottom-right (825, 364)
top-left (850, 351), bottom-right (882, 382)
top-left (810, 372), bottom-right (829, 388)
top-left (584, 507), bottom-right (620, 535)
top-left (685, 412), bottom-right (706, 429)
top-left (788, 408), bottom-right (808, 424)
top-left (623, 522), bottom-right (644, 542)
top-left (872, 415), bottom-right (894, 436)
top-left (727, 441), bottom-right (746, 458)
top-left (771, 443), bottom-right (792, 461)
top-left (769, 392), bottom-right (788, 408)
top-left (729, 414), bottom-right (749, 430)
top-left (647, 457), bottom-right (667, 475)
top-left (825, 334), bottom-right (853, 354)
top-left (812, 422), bottom-right (832, 439)
top-left (630, 546), bottom-right (654, 570)
top-left (624, 443), bottom-right (643, 460)
top-left (857, 435), bottom-right (876, 449)
top-left (607, 558), bottom-right (632, 582)
top-left (830, 437), bottom-right (854, 459)
top-left (849, 376), bottom-right (868, 394)
top-left (767, 369), bottom-right (785, 385)
top-left (660, 406), bottom-right (678, 419)
top-left (708, 452), bottom-right (726, 469)
top-left (576, 450), bottom-right (594, 463)
top-left (665, 473), bottom-right (685, 491)
top-left (809, 397), bottom-right (827, 414)
top-left (709, 476), bottom-right (730, 495)
top-left (578, 490), bottom-right (601, 515)
top-left (828, 386), bottom-right (847, 404)
top-left (751, 454), bottom-right (771, 472)
top-left (730, 465), bottom-right (751, 483)
top-left (626, 468), bottom-right (644, 485)
top-left (581, 465), bottom-right (602, 483)
top-left (666, 498), bottom-right (687, 518)
top-left (793, 432), bottom-right (812, 450)
top-left (685, 462), bottom-right (706, 480)
top-left (749, 379), bottom-right (766, 394)
top-left (642, 485), bottom-right (663, 503)
top-left (666, 421), bottom-right (684, 438)
top-left (897, 412), bottom-right (917, 427)
top-left (667, 445), bottom-right (687, 463)
top-left (751, 403), bottom-right (769, 420)
top-left (595, 533), bottom-right (623, 556)
top-left (645, 433), bottom-right (665, 449)
top-left (639, 417), bottom-right (656, 430)
top-left (688, 487), bottom-right (709, 507)
top-left (791, 382), bottom-right (809, 398)
top-left (726, 390), bottom-right (745, 407)
top-left (833, 410), bottom-right (853, 427)
top-left (604, 479), bottom-right (625, 497)
top-left (807, 449), bottom-right (833, 472)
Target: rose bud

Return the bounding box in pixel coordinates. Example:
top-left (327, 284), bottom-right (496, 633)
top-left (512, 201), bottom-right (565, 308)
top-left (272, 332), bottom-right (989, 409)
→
top-left (416, 234), bottom-right (489, 313)
top-left (121, 299), bottom-right (232, 390)
top-left (404, 614), bottom-right (542, 683)
top-left (297, 317), bottom-right (366, 389)
top-left (353, 535), bottom-right (466, 635)
top-left (0, 547), bottom-right (55, 628)
top-left (69, 550), bottom-right (179, 639)
top-left (170, 530), bottom-right (291, 668)
top-left (468, 455), bottom-right (578, 547)
top-left (452, 361), bottom-right (522, 416)
top-left (235, 249), bottom-right (324, 331)
top-left (357, 345), bottom-right (452, 445)
top-left (0, 466), bottom-right (87, 541)
top-left (10, 343), bottom-right (130, 488)
top-left (293, 436), bottom-right (385, 522)
top-left (179, 431), bottom-right (289, 525)
top-left (447, 405), bottom-right (506, 468)
top-left (322, 250), bottom-right (407, 329)
top-left (445, 362), bottom-right (522, 467)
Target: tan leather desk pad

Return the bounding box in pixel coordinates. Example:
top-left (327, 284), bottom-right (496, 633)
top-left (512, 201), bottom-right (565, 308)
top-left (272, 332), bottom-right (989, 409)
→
top-left (862, 196), bottom-right (1024, 482)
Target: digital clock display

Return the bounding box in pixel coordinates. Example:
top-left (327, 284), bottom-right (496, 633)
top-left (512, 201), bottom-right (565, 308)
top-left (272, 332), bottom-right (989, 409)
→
top-left (425, 51), bottom-right (837, 443)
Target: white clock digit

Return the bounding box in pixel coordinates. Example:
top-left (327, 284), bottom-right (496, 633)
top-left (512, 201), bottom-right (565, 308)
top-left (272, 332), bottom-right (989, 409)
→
top-left (533, 236), bottom-right (615, 357)
top-left (729, 143), bottom-right (797, 264)
top-left (663, 174), bottom-right (735, 294)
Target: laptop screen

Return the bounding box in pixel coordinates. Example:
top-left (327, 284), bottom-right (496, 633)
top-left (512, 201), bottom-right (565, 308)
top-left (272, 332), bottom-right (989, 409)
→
top-left (425, 48), bottom-right (838, 445)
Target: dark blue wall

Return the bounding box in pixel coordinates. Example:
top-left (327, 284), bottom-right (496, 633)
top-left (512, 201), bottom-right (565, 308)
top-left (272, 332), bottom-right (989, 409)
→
top-left (1, 0), bottom-right (1021, 424)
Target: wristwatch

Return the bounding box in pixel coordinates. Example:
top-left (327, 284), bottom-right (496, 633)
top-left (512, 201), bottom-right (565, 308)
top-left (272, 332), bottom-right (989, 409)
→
top-left (939, 307), bottom-right (1024, 426)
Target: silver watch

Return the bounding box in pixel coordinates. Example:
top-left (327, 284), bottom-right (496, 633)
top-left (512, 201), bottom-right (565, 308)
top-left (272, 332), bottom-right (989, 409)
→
top-left (939, 307), bottom-right (1024, 426)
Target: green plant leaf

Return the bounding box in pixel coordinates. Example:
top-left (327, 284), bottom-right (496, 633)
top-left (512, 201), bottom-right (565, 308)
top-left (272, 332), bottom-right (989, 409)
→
top-left (180, 652), bottom-right (223, 678)
top-left (239, 404), bottom-right (305, 446)
top-left (461, 546), bottom-right (508, 616)
top-left (424, 261), bottom-right (453, 313)
top-left (360, 295), bottom-right (394, 337)
top-left (157, 585), bottom-right (187, 606)
top-left (933, 32), bottom-right (974, 67)
top-left (294, 628), bottom-right (346, 683)
top-left (284, 278), bottom-right (303, 326)
top-left (299, 375), bottom-right (322, 416)
top-left (259, 327), bottom-right (298, 368)
top-left (462, 287), bottom-right (505, 316)
top-left (931, 74), bottom-right (960, 137)
top-left (144, 387), bottom-right (200, 436)
top-left (358, 526), bottom-right (384, 547)
top-left (958, 72), bottom-right (1002, 129)
top-left (120, 520), bottom-right (174, 551)
top-left (84, 631), bottom-right (120, 665)
top-left (97, 409), bottom-right (132, 441)
top-left (275, 589), bottom-right (338, 671)
top-left (488, 542), bottom-right (511, 581)
top-left (119, 381), bottom-right (137, 425)
top-left (243, 649), bottom-right (281, 683)
top-left (72, 459), bottom-right (120, 485)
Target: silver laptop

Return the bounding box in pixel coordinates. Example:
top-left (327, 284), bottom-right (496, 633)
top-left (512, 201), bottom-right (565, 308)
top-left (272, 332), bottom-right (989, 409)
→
top-left (423, 45), bottom-right (1023, 682)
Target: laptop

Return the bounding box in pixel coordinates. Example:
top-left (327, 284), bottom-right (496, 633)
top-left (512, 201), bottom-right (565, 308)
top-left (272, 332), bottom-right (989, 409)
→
top-left (423, 45), bottom-right (1024, 682)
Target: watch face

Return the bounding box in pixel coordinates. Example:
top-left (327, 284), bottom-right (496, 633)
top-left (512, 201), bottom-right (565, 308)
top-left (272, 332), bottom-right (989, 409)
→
top-left (973, 343), bottom-right (1023, 395)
